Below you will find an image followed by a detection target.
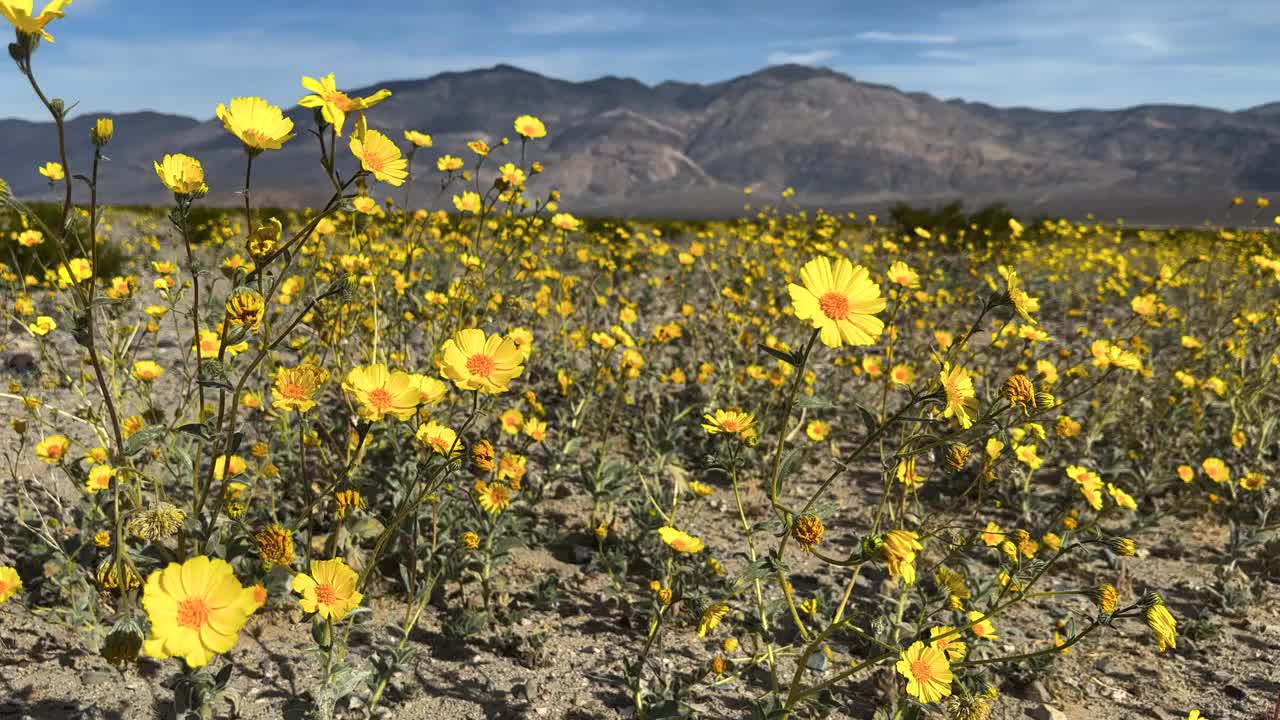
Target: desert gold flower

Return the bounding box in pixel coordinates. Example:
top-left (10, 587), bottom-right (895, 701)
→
top-left (1106, 483), bottom-right (1137, 510)
top-left (216, 97), bottom-right (295, 153)
top-left (882, 529), bottom-right (922, 585)
top-left (514, 114), bottom-right (547, 139)
top-left (453, 191), bottom-right (482, 214)
top-left (658, 526), bottom-right (704, 553)
top-left (475, 480), bottom-right (511, 514)
top-left (701, 409), bottom-right (756, 439)
top-left (343, 363), bottom-right (420, 421)
top-left (409, 373), bottom-right (448, 405)
top-left (929, 625), bottom-right (967, 661)
top-left (132, 360), bottom-right (164, 382)
top-left (247, 217), bottom-right (281, 259)
top-left (212, 455), bottom-right (247, 481)
top-left (966, 611), bottom-right (997, 640)
top-left (154, 153), bottom-right (206, 196)
top-left (697, 603), bottom-right (730, 637)
top-left (896, 640), bottom-right (953, 703)
top-left (226, 288), bottom-right (265, 329)
top-left (416, 421), bottom-right (461, 458)
top-left (439, 329), bottom-right (525, 394)
top-left (272, 363), bottom-right (329, 413)
top-left (1145, 600), bottom-right (1177, 652)
top-left (254, 525), bottom-right (294, 568)
top-left (896, 457), bottom-right (924, 488)
top-left (350, 115), bottom-right (407, 186)
top-left (1091, 339), bottom-right (1142, 372)
top-left (85, 464), bottom-right (115, 493)
top-left (1, 0), bottom-right (71, 41)
top-left (939, 363), bottom-right (979, 429)
top-left (498, 453), bottom-right (526, 485)
top-left (35, 434), bottom-right (69, 463)
top-left (298, 73), bottom-right (391, 136)
top-left (37, 161), bottom-right (63, 181)
top-left (141, 556), bottom-right (257, 668)
top-left (789, 255), bottom-right (886, 348)
top-left (0, 566), bottom-right (21, 605)
top-left (999, 266), bottom-right (1040, 323)
top-left (806, 419), bottom-right (830, 441)
top-left (293, 558), bottom-right (362, 621)
top-left (404, 130), bottom-right (433, 147)
top-left (1067, 465), bottom-right (1104, 510)
top-left (334, 489), bottom-right (366, 518)
top-left (887, 260), bottom-right (919, 288)
top-left (1201, 457), bottom-right (1229, 484)
top-left (1241, 472), bottom-right (1266, 491)
top-left (551, 212), bottom-right (581, 231)
top-left (27, 315), bottom-right (55, 336)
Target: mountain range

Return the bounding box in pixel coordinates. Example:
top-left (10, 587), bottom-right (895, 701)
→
top-left (3, 63), bottom-right (1279, 223)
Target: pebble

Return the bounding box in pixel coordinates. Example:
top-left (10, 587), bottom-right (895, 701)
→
top-left (1022, 680), bottom-right (1052, 703)
top-left (1029, 703), bottom-right (1068, 720)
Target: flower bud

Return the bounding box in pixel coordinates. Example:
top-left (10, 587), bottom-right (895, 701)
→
top-left (1002, 374), bottom-right (1036, 412)
top-left (1105, 537), bottom-right (1136, 557)
top-left (92, 117), bottom-right (114, 147)
top-left (1092, 583), bottom-right (1118, 615)
top-left (943, 443), bottom-right (971, 471)
top-left (102, 617), bottom-right (144, 668)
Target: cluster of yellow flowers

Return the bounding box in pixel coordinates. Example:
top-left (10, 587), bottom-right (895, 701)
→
top-left (0, 4), bottom-right (1274, 718)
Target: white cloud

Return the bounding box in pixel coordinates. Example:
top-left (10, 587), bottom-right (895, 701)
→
top-left (919, 49), bottom-right (970, 61)
top-left (856, 31), bottom-right (957, 45)
top-left (766, 49), bottom-right (838, 66)
top-left (1112, 30), bottom-right (1170, 53)
top-left (508, 10), bottom-right (646, 35)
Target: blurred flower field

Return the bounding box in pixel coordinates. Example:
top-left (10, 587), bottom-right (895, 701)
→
top-left (1, 5), bottom-right (1279, 720)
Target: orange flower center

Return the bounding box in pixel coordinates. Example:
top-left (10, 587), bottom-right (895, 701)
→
top-left (363, 152), bottom-right (385, 172)
top-left (176, 597), bottom-right (212, 629)
top-left (314, 583), bottom-right (337, 605)
top-left (818, 291), bottom-right (850, 320)
top-left (466, 353), bottom-right (496, 378)
top-left (280, 382), bottom-right (306, 400)
top-left (0, 581), bottom-right (8, 595)
top-left (242, 129), bottom-right (272, 147)
top-left (47, 446), bottom-right (63, 459)
top-left (720, 419), bottom-right (742, 433)
top-left (910, 658), bottom-right (934, 682)
top-left (367, 388), bottom-right (393, 411)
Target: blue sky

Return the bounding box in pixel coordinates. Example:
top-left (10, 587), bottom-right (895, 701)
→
top-left (4, 0), bottom-right (1279, 121)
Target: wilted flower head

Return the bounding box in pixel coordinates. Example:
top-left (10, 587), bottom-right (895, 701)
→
top-left (128, 502), bottom-right (186, 540)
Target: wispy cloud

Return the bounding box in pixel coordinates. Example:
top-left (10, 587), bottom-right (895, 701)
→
top-left (1110, 30), bottom-right (1170, 54)
top-left (856, 31), bottom-right (957, 45)
top-left (766, 49), bottom-right (837, 66)
top-left (508, 9), bottom-right (646, 35)
top-left (919, 49), bottom-right (970, 61)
